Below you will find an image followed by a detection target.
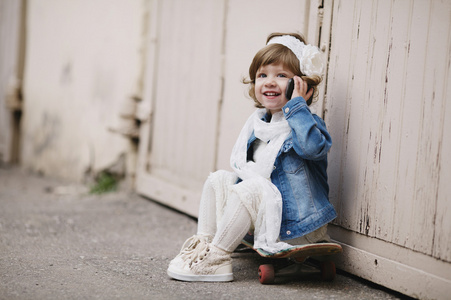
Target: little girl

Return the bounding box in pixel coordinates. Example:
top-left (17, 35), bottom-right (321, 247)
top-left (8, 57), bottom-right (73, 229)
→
top-left (167, 32), bottom-right (337, 282)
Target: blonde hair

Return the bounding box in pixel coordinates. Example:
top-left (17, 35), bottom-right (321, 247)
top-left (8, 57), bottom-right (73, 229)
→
top-left (243, 32), bottom-right (322, 108)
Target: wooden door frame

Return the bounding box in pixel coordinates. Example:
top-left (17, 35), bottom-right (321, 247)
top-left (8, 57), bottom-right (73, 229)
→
top-left (0, 0), bottom-right (25, 164)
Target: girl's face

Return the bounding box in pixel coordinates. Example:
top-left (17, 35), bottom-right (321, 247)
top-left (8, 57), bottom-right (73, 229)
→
top-left (254, 63), bottom-right (295, 114)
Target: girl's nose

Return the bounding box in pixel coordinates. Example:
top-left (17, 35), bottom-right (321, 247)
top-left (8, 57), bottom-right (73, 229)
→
top-left (264, 77), bottom-right (276, 86)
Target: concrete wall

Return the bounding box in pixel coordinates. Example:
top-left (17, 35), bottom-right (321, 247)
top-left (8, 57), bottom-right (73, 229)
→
top-left (21, 0), bottom-right (146, 181)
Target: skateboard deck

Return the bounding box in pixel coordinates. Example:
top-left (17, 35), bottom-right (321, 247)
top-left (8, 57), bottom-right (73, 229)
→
top-left (241, 239), bottom-right (342, 260)
top-left (241, 238), bottom-right (342, 284)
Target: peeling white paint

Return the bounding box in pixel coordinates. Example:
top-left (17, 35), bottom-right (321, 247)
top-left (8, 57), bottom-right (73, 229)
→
top-left (326, 0), bottom-right (451, 298)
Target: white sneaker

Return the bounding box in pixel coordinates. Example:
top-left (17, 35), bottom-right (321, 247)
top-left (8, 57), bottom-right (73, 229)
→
top-left (167, 243), bottom-right (233, 282)
top-left (169, 234), bottom-right (213, 269)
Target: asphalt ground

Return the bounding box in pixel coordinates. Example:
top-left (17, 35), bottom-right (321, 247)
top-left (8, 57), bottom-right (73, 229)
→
top-left (0, 165), bottom-right (409, 299)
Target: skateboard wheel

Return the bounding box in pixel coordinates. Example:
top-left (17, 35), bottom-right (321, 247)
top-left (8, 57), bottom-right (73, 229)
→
top-left (320, 261), bottom-right (336, 281)
top-left (258, 264), bottom-right (275, 284)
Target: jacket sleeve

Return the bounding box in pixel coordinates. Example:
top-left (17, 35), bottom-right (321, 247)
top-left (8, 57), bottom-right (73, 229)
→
top-left (282, 96), bottom-right (332, 160)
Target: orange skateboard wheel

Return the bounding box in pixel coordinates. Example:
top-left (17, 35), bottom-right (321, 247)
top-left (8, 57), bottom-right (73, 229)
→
top-left (258, 264), bottom-right (275, 284)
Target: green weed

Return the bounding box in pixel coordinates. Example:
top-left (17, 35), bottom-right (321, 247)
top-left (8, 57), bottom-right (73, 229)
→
top-left (90, 172), bottom-right (117, 194)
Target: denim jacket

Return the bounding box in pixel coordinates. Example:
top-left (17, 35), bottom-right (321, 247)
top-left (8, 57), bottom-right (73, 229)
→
top-left (247, 96), bottom-right (337, 241)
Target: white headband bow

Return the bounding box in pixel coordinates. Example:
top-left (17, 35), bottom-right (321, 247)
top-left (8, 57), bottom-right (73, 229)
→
top-left (267, 35), bottom-right (324, 76)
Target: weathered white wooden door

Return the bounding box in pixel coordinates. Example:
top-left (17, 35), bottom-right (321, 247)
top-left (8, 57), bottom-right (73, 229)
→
top-left (324, 0), bottom-right (451, 298)
top-left (135, 0), bottom-right (227, 216)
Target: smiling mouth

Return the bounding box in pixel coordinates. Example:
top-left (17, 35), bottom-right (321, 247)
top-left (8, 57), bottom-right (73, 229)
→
top-left (264, 92), bottom-right (280, 96)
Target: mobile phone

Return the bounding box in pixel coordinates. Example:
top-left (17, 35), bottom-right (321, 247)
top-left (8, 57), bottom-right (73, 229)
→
top-left (285, 78), bottom-right (295, 100)
top-left (285, 78), bottom-right (313, 106)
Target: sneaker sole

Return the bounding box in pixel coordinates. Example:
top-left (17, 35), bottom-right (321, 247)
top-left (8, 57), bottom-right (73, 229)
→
top-left (167, 269), bottom-right (233, 282)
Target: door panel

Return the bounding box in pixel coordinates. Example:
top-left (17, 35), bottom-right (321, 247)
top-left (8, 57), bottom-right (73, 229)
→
top-left (325, 0), bottom-right (451, 297)
top-left (136, 0), bottom-right (227, 216)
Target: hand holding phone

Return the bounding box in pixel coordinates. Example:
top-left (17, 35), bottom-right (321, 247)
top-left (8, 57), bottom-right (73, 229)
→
top-left (285, 78), bottom-right (313, 106)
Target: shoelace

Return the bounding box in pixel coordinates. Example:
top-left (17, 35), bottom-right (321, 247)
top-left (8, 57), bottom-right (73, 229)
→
top-left (178, 235), bottom-right (210, 262)
top-left (184, 241), bottom-right (211, 268)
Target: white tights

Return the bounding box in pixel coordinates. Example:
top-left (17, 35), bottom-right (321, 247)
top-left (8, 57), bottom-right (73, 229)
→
top-left (197, 173), bottom-right (251, 253)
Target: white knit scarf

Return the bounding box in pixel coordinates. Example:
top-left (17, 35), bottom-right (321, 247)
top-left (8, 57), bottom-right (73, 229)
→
top-left (230, 109), bottom-right (292, 253)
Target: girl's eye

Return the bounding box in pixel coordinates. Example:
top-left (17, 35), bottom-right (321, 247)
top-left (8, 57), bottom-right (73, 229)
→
top-left (257, 73), bottom-right (267, 78)
top-left (278, 74), bottom-right (287, 78)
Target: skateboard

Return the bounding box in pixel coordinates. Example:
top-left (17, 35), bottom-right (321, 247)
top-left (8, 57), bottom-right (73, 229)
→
top-left (241, 238), bottom-right (342, 284)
